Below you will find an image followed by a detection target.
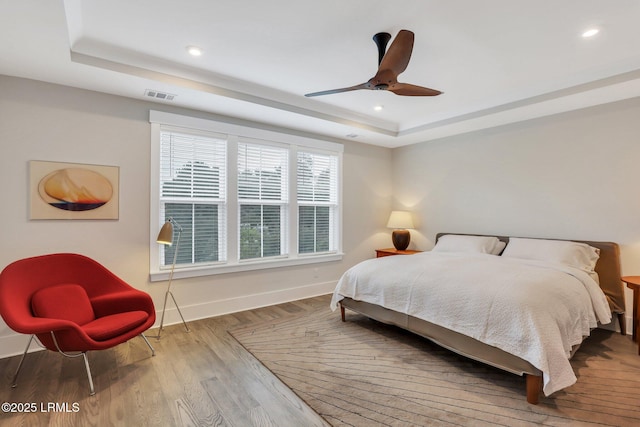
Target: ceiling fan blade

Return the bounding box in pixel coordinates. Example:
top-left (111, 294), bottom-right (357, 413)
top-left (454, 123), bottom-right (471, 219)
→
top-left (389, 83), bottom-right (442, 96)
top-left (304, 82), bottom-right (371, 97)
top-left (378, 30), bottom-right (414, 77)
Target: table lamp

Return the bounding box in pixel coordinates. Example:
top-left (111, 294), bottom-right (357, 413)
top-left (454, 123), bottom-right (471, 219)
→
top-left (386, 210), bottom-right (414, 251)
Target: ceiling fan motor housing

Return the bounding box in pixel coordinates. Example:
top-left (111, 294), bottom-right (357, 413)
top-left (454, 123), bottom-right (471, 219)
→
top-left (373, 32), bottom-right (392, 65)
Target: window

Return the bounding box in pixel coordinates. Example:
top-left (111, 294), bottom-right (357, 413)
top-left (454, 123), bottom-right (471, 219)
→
top-left (238, 141), bottom-right (288, 260)
top-left (150, 111), bottom-right (343, 280)
top-left (297, 151), bottom-right (339, 255)
top-left (158, 130), bottom-right (227, 267)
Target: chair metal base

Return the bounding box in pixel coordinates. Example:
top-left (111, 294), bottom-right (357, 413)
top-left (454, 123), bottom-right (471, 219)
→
top-left (11, 335), bottom-right (35, 389)
top-left (11, 332), bottom-right (155, 396)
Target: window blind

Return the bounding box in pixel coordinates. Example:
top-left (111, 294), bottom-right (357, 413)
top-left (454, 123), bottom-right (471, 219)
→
top-left (237, 141), bottom-right (289, 260)
top-left (159, 130), bottom-right (227, 266)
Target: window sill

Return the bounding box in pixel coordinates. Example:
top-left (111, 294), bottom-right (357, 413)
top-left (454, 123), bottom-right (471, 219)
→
top-left (150, 252), bottom-right (344, 282)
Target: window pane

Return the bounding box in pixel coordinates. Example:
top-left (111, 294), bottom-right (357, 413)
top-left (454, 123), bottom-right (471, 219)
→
top-left (262, 205), bottom-right (282, 257)
top-left (238, 143), bottom-right (288, 202)
top-left (160, 132), bottom-right (226, 200)
top-left (298, 206), bottom-right (314, 254)
top-left (316, 206), bottom-right (330, 252)
top-left (240, 205), bottom-right (282, 260)
top-left (194, 204), bottom-right (220, 263)
top-left (162, 203), bottom-right (221, 266)
top-left (297, 152), bottom-right (337, 203)
top-left (299, 206), bottom-right (330, 253)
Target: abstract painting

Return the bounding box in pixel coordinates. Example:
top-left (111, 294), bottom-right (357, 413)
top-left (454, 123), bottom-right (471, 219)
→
top-left (29, 160), bottom-right (119, 219)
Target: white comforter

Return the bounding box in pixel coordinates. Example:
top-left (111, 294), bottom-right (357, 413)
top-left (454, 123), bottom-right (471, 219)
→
top-left (330, 252), bottom-right (612, 396)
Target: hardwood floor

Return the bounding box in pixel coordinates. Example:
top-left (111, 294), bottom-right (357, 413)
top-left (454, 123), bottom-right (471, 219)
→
top-left (0, 296), bottom-right (332, 427)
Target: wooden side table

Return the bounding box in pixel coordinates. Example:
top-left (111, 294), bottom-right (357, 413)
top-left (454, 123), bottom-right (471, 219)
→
top-left (375, 248), bottom-right (422, 258)
top-left (622, 276), bottom-right (640, 355)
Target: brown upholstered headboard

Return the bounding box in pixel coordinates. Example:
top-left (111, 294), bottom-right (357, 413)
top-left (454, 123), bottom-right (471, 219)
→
top-left (435, 233), bottom-right (625, 315)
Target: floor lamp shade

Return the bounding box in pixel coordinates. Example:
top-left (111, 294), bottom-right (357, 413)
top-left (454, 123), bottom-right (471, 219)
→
top-left (387, 211), bottom-right (414, 251)
top-left (156, 220), bottom-right (174, 245)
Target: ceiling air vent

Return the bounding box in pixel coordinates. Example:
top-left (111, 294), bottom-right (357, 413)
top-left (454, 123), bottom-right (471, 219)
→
top-left (144, 90), bottom-right (176, 101)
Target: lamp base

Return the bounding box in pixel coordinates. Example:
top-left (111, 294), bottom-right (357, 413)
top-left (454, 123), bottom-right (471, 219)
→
top-left (392, 229), bottom-right (410, 251)
top-left (155, 289), bottom-right (190, 340)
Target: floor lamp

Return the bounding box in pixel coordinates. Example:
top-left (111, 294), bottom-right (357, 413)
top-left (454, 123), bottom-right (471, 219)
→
top-left (156, 217), bottom-right (190, 339)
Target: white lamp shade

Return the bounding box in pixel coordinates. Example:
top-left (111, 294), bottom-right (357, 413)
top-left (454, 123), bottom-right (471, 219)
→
top-left (386, 211), bottom-right (414, 229)
top-left (156, 221), bottom-right (174, 246)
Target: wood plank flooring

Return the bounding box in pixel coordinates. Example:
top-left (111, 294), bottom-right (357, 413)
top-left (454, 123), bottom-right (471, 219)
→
top-left (0, 296), bottom-right (332, 427)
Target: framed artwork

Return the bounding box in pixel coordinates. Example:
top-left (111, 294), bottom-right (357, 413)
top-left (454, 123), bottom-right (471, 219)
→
top-left (29, 160), bottom-right (119, 220)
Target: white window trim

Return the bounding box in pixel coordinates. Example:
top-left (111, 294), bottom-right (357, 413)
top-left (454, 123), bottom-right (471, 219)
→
top-left (149, 111), bottom-right (343, 281)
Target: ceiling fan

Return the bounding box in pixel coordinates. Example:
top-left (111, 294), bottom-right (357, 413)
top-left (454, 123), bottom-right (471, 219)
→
top-left (305, 29), bottom-right (442, 98)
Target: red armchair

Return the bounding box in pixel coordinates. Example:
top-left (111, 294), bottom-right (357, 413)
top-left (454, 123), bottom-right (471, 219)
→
top-left (0, 253), bottom-right (156, 395)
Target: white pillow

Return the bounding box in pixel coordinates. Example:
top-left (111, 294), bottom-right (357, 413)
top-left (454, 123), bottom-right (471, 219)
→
top-left (501, 237), bottom-right (600, 272)
top-left (433, 235), bottom-right (506, 255)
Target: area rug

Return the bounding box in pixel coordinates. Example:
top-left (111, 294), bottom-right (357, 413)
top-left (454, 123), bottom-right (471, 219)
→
top-left (229, 308), bottom-right (640, 426)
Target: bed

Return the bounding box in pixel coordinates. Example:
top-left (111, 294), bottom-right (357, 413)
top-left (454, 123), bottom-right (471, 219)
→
top-left (330, 233), bottom-right (626, 404)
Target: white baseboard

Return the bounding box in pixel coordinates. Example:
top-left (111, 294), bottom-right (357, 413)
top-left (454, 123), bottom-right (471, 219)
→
top-left (0, 280), bottom-right (337, 360)
top-left (151, 280), bottom-right (337, 329)
top-left (0, 333), bottom-right (40, 359)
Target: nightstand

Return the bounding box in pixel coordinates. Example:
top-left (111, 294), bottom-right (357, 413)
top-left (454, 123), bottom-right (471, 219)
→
top-left (622, 276), bottom-right (640, 355)
top-left (375, 248), bottom-right (422, 258)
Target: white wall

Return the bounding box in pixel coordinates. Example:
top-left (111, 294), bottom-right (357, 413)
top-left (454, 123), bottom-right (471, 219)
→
top-left (392, 97), bottom-right (640, 330)
top-left (0, 76), bottom-right (393, 358)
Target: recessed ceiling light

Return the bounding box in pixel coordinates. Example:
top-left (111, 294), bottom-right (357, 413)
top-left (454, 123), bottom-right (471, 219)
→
top-left (373, 105), bottom-right (384, 112)
top-left (582, 28), bottom-right (600, 38)
top-left (187, 46), bottom-right (203, 56)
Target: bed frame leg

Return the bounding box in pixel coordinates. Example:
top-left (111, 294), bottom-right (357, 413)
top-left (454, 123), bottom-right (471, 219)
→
top-left (617, 312), bottom-right (626, 336)
top-left (340, 303), bottom-right (345, 322)
top-left (525, 374), bottom-right (541, 404)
